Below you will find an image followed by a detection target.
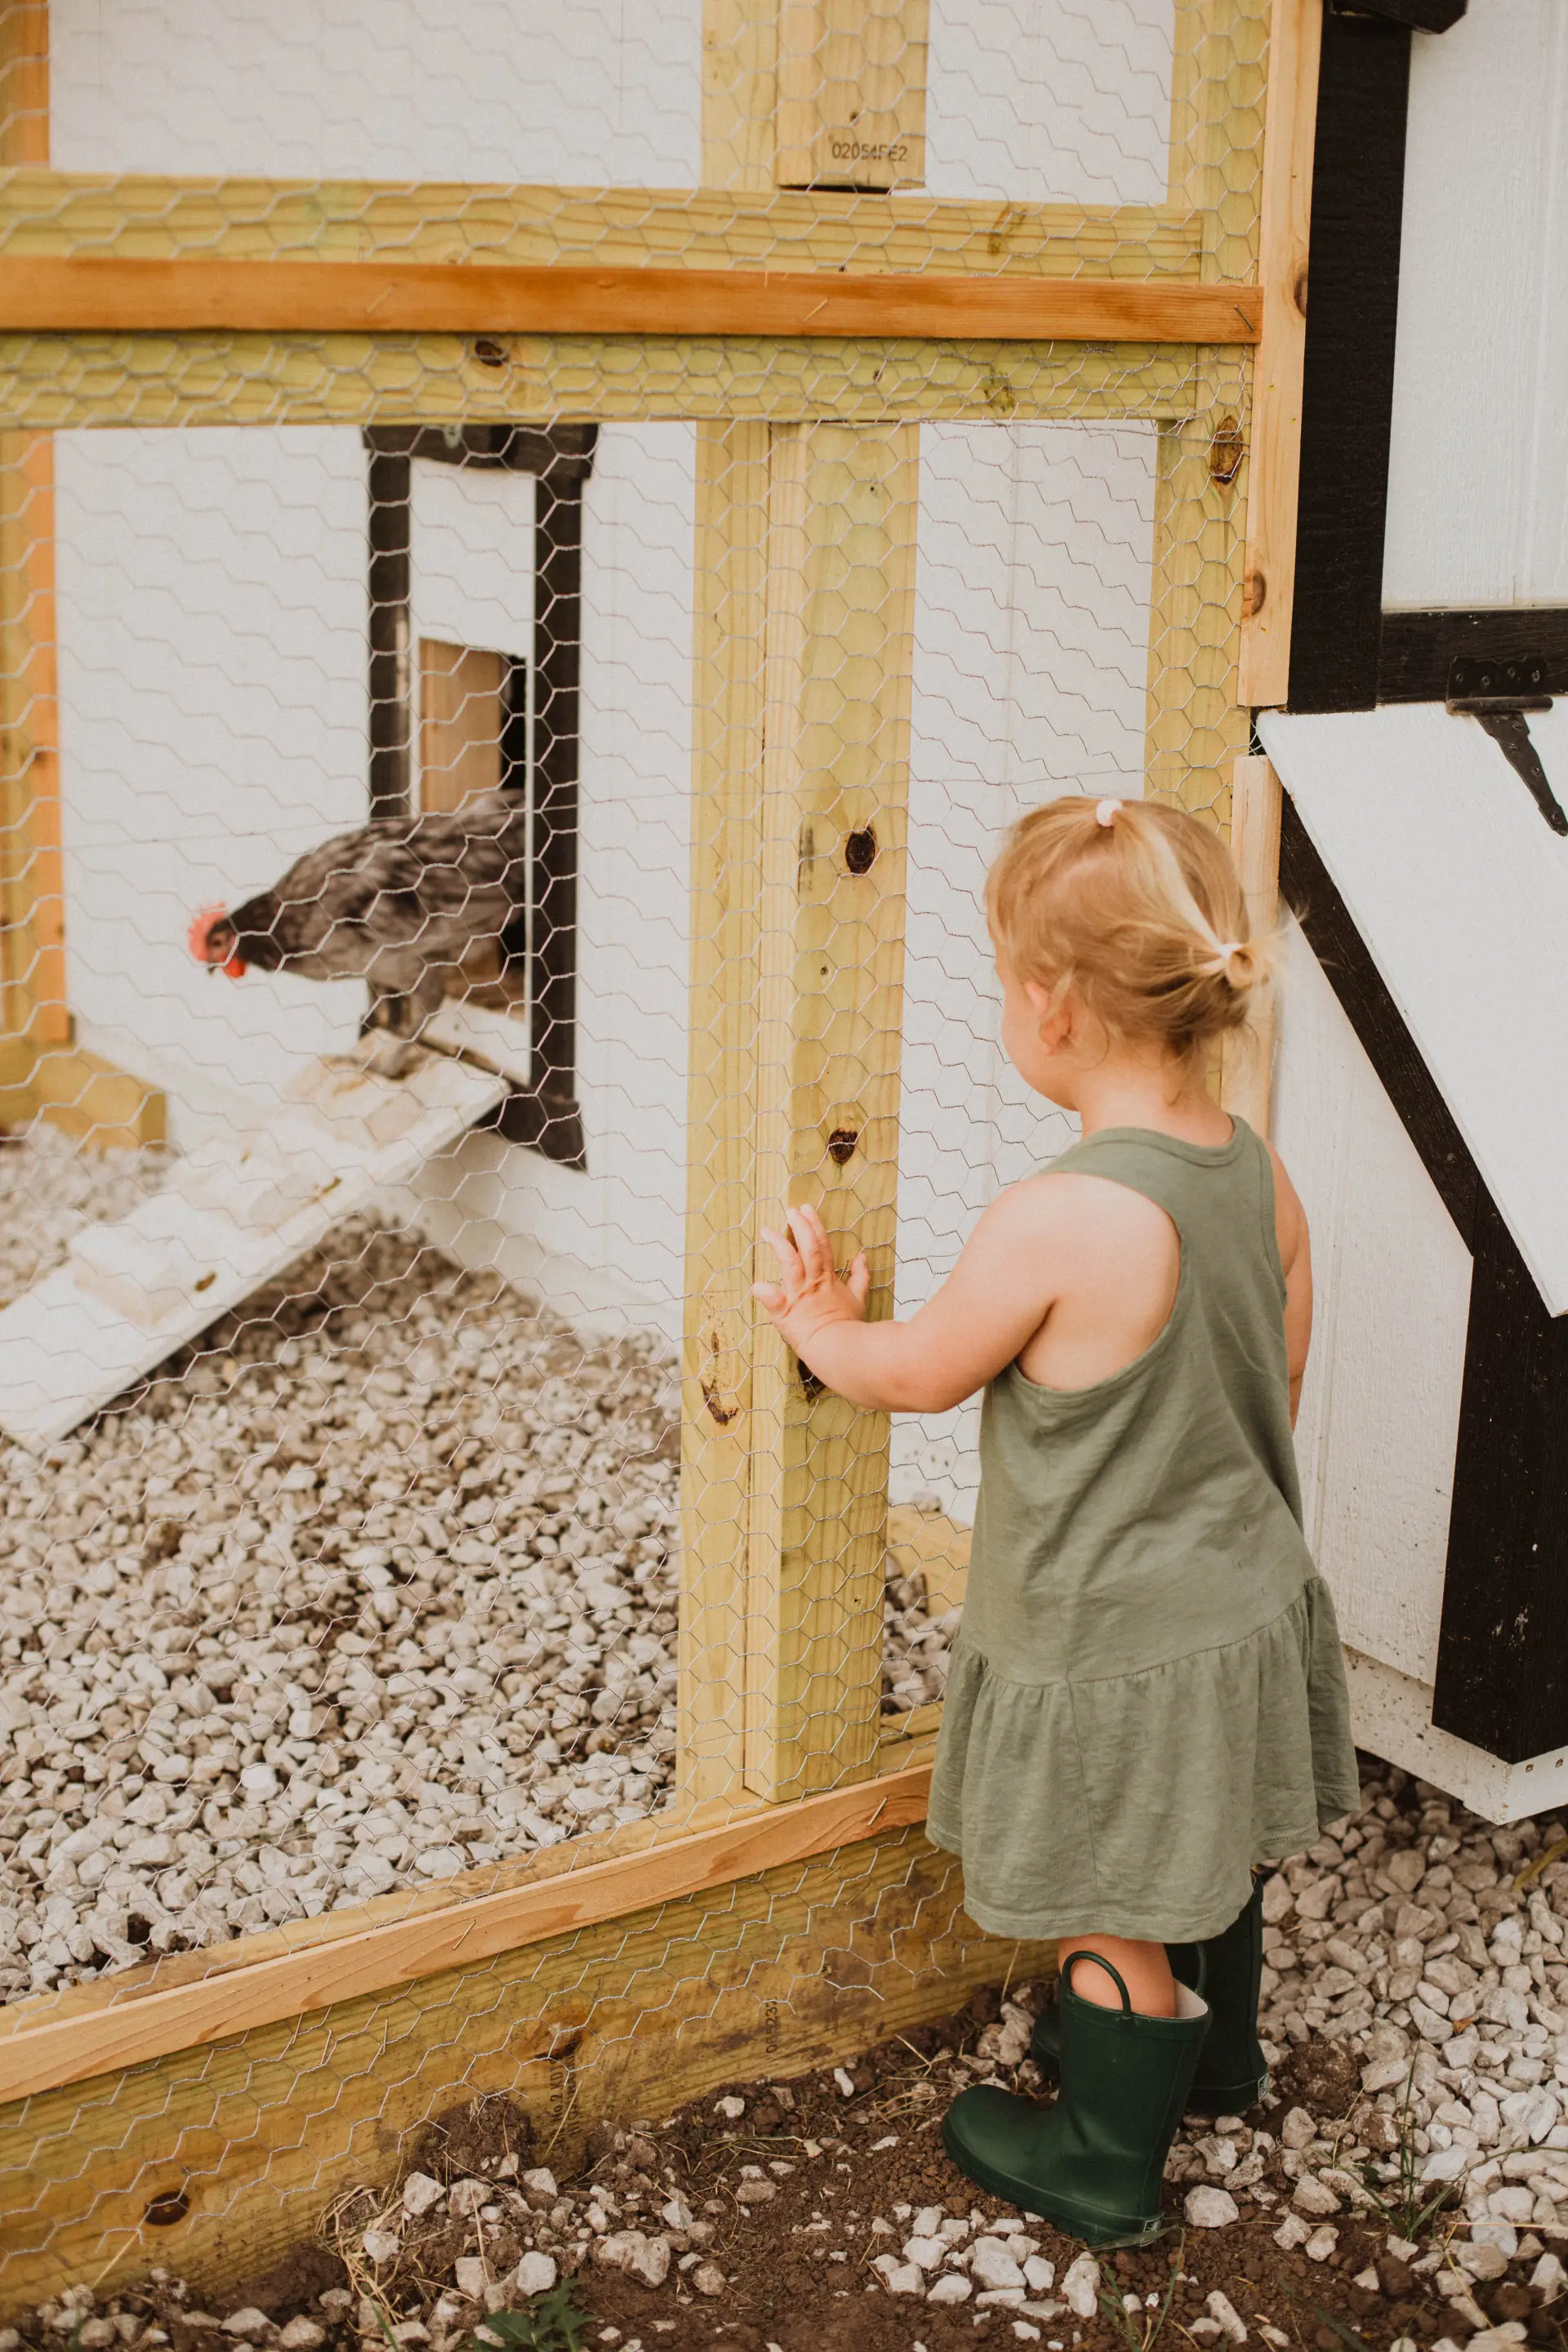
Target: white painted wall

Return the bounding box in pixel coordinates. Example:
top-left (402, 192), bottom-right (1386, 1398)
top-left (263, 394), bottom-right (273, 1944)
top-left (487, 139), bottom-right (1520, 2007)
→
top-left (408, 459), bottom-right (535, 675)
top-left (925, 0), bottom-right (1174, 206)
top-left (54, 426), bottom-right (371, 1139)
top-left (50, 0), bottom-right (702, 185)
top-left (1272, 915), bottom-right (1472, 1687)
top-left (1383, 0), bottom-right (1568, 608)
top-left (892, 417), bottom-right (1157, 1521)
top-left (415, 423), bottom-right (695, 1340)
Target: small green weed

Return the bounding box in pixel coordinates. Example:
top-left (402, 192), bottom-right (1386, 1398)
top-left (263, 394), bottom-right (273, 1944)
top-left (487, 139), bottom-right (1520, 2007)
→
top-left (471, 2283), bottom-right (593, 2352)
top-left (1356, 2060), bottom-right (1461, 2242)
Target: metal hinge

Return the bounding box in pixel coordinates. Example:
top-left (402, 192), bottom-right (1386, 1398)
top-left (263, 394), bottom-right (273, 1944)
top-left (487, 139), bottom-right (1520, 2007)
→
top-left (1446, 653), bottom-right (1567, 837)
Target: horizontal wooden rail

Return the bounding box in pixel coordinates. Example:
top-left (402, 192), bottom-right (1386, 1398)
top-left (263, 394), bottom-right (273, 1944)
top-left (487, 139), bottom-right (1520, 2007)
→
top-left (0, 1760), bottom-right (933, 2106)
top-left (0, 257), bottom-right (1261, 342)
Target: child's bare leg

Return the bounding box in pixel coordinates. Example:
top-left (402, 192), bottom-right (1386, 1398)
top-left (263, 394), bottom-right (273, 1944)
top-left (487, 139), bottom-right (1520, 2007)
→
top-left (1061, 1933), bottom-right (1175, 2017)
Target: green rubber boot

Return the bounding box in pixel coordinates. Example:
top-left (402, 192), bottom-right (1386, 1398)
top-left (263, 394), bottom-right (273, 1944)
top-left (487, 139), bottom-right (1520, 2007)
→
top-left (1028, 1877), bottom-right (1269, 2114)
top-left (943, 1953), bottom-right (1210, 2247)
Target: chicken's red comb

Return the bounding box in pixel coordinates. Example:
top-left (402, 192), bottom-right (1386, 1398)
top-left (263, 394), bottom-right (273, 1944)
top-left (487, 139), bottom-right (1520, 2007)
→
top-left (189, 906), bottom-right (224, 960)
top-left (189, 906), bottom-right (245, 977)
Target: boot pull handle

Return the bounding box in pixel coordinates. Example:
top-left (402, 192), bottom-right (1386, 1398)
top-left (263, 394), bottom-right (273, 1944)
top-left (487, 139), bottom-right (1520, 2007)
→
top-left (1061, 1949), bottom-right (1134, 2014)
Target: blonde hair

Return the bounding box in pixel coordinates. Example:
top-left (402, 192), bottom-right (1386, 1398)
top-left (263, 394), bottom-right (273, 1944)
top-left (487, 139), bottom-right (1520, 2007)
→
top-left (986, 794), bottom-right (1270, 1059)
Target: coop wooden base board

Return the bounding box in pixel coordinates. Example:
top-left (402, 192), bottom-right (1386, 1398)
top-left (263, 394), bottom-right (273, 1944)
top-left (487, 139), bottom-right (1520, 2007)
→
top-left (0, 1035), bottom-right (165, 1152)
top-left (0, 1756), bottom-right (1048, 2316)
top-left (1346, 1649), bottom-right (1568, 1824)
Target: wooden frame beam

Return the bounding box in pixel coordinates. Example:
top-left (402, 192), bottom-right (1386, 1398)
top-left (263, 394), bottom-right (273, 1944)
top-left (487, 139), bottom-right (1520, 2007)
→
top-left (0, 256), bottom-right (1262, 342)
top-left (0, 1760), bottom-right (932, 2108)
top-left (0, 172), bottom-right (1202, 277)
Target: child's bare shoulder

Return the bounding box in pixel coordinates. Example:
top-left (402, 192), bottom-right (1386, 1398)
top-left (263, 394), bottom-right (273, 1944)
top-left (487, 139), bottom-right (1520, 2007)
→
top-left (991, 1166), bottom-right (1176, 1250)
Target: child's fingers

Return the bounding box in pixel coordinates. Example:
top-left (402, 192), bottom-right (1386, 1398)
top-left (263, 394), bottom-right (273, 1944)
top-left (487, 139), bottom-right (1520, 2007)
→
top-left (847, 1250), bottom-right (871, 1309)
top-left (786, 1202), bottom-right (832, 1284)
top-left (758, 1223), bottom-right (803, 1284)
top-left (751, 1281), bottom-right (786, 1315)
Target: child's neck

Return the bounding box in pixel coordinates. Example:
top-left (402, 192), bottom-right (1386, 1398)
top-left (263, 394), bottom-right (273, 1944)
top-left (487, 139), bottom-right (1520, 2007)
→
top-left (1071, 1051), bottom-right (1233, 1147)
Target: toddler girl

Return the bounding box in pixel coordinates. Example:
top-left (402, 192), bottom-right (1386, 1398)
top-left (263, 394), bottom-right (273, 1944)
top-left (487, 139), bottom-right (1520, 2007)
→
top-left (754, 794), bottom-right (1359, 2247)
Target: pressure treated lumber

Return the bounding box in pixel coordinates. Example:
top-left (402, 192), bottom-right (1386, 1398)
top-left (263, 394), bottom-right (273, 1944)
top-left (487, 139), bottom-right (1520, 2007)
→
top-left (0, 1785), bottom-right (1048, 2318)
top-left (679, 418), bottom-right (772, 1803)
top-left (742, 419), bottom-right (916, 1804)
top-left (1237, 0), bottom-right (1321, 706)
top-left (0, 1762), bottom-right (933, 2106)
top-left (0, 171), bottom-right (1202, 278)
top-left (0, 256), bottom-right (1262, 343)
top-left (886, 1499), bottom-right (970, 1619)
top-left (0, 332), bottom-right (1215, 435)
top-left (0, 5), bottom-right (64, 1051)
top-left (776, 0), bottom-right (929, 191)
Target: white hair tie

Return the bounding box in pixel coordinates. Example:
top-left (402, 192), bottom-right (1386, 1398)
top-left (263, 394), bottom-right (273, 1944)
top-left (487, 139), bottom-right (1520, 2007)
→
top-left (1094, 798), bottom-right (1118, 829)
top-left (1218, 941), bottom-right (1242, 960)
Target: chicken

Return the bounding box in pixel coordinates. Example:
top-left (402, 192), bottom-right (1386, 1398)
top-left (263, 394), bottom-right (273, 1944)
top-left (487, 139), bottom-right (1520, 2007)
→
top-left (189, 790), bottom-right (528, 1071)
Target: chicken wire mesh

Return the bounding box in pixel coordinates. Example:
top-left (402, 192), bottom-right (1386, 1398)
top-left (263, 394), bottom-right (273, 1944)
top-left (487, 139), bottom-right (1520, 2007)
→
top-left (0, 0), bottom-right (1267, 2312)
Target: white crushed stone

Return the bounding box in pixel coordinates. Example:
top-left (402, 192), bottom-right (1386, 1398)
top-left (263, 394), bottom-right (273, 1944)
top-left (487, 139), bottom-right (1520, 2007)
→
top-left (0, 1123), bottom-right (167, 1308)
top-left (0, 1132), bottom-right (953, 2002)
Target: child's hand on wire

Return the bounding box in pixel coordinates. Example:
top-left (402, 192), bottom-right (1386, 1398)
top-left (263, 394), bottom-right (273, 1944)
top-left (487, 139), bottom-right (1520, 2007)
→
top-left (753, 1203), bottom-right (870, 1364)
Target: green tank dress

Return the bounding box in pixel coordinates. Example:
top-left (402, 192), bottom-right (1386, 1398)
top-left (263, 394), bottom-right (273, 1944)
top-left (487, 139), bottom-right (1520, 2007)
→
top-left (926, 1118), bottom-right (1360, 1946)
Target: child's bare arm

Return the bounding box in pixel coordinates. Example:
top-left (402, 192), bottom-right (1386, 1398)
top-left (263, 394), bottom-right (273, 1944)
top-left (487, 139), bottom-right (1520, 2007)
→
top-left (751, 1191), bottom-right (1063, 1414)
top-left (1267, 1142), bottom-right (1312, 1427)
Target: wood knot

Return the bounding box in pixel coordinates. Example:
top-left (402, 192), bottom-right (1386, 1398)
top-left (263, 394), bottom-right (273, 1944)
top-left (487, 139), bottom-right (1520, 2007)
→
top-left (844, 824), bottom-right (878, 875)
top-left (1243, 569), bottom-right (1267, 620)
top-left (701, 1381), bottom-right (739, 1428)
top-left (826, 1128), bottom-right (858, 1165)
top-left (1209, 416), bottom-right (1246, 486)
top-left (1293, 265), bottom-right (1308, 318)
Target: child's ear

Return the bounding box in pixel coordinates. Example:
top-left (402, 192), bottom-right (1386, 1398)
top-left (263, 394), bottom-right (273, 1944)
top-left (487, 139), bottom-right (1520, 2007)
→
top-left (1026, 978), bottom-right (1068, 1048)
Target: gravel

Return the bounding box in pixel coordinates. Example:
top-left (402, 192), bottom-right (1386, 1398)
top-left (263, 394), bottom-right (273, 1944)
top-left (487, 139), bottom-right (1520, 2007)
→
top-left (0, 1133), bottom-right (952, 2004)
top-left (0, 1123), bottom-right (167, 1309)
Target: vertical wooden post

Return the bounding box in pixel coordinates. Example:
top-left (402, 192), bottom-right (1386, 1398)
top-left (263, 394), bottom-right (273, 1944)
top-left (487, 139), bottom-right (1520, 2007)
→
top-left (743, 419), bottom-right (915, 1802)
top-left (678, 2), bottom-right (780, 1803)
top-left (1219, 751), bottom-right (1282, 1135)
top-left (1145, 0), bottom-right (1270, 827)
top-left (0, 0), bottom-right (65, 1052)
top-left (702, 0), bottom-right (779, 192)
top-left (678, 421), bottom-right (917, 1808)
top-left (1237, 0), bottom-right (1321, 707)
top-left (775, 0), bottom-right (929, 191)
top-left (678, 418), bottom-right (772, 1803)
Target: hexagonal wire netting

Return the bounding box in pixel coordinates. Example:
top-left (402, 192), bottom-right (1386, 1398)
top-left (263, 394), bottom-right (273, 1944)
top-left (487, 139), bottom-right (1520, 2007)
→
top-left (0, 0), bottom-right (1264, 2314)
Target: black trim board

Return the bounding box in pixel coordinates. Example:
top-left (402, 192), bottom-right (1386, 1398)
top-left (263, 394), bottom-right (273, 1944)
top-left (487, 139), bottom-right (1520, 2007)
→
top-left (1280, 795), bottom-right (1568, 1763)
top-left (362, 425), bottom-right (596, 1167)
top-left (1379, 608), bottom-right (1568, 703)
top-left (1329, 0), bottom-right (1466, 29)
top-left (1286, 10), bottom-right (1412, 714)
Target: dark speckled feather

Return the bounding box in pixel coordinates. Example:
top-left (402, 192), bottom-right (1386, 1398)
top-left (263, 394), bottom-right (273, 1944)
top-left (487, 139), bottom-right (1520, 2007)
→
top-left (226, 791), bottom-right (529, 996)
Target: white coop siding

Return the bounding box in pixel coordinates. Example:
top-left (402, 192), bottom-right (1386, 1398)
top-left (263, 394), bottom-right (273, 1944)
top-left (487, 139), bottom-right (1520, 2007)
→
top-left (1260, 700), bottom-right (1568, 1317)
top-left (408, 459), bottom-right (535, 670)
top-left (924, 0), bottom-right (1174, 206)
top-left (892, 416), bottom-right (1156, 1523)
top-left (414, 421), bottom-right (695, 1343)
top-left (1383, 0), bottom-right (1568, 608)
top-left (53, 425), bottom-right (370, 1143)
top-left (50, 0), bottom-right (703, 185)
top-left (1272, 914), bottom-right (1472, 1688)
